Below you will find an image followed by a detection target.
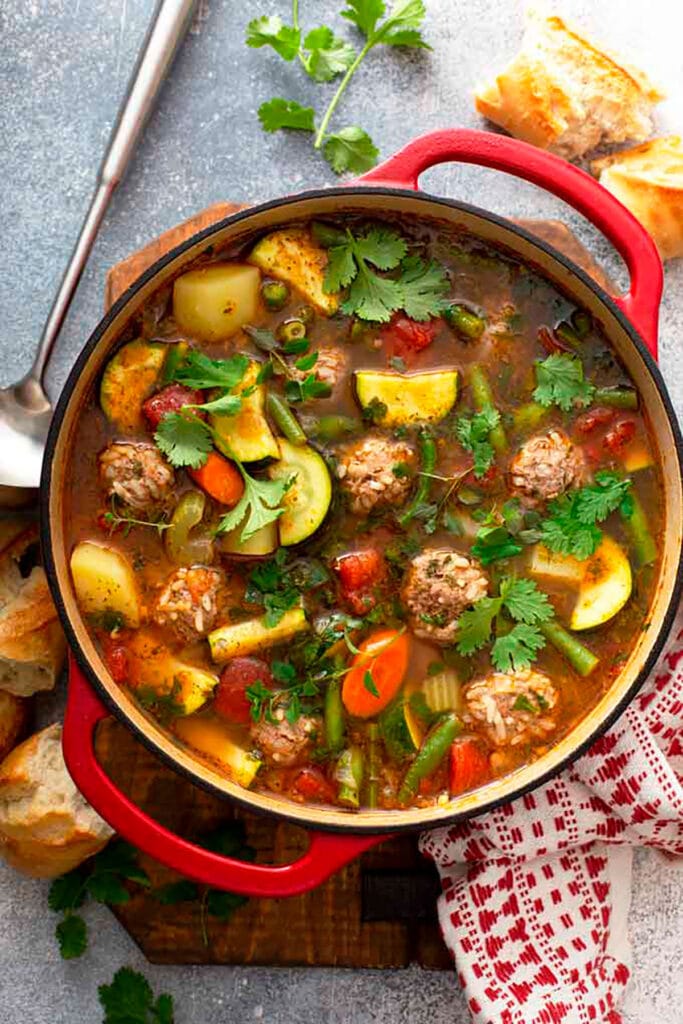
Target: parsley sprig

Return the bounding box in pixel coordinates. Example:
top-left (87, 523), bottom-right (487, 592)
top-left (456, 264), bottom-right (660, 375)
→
top-left (249, 1), bottom-right (430, 174)
top-left (533, 353), bottom-right (595, 411)
top-left (322, 225), bottom-right (449, 322)
top-left (455, 408), bottom-right (500, 478)
top-left (456, 577), bottom-right (554, 672)
top-left (99, 968), bottom-right (174, 1024)
top-left (539, 471), bottom-right (632, 560)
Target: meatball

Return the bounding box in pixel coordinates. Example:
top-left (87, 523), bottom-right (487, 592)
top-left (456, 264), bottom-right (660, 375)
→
top-left (250, 710), bottom-right (321, 767)
top-left (402, 548), bottom-right (489, 644)
top-left (153, 566), bottom-right (225, 642)
top-left (337, 435), bottom-right (416, 515)
top-left (463, 669), bottom-right (559, 748)
top-left (99, 442), bottom-right (175, 514)
top-left (291, 345), bottom-right (347, 391)
top-left (509, 429), bottom-right (584, 502)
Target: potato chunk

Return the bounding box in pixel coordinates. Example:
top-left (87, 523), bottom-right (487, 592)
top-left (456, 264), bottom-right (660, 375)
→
top-left (173, 263), bottom-right (261, 342)
top-left (70, 542), bottom-right (141, 628)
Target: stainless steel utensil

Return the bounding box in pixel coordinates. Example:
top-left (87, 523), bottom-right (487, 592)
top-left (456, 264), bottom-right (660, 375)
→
top-left (0, 0), bottom-right (198, 504)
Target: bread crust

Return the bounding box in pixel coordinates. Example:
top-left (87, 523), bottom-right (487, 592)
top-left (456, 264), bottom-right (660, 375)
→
top-left (0, 723), bottom-right (113, 878)
top-left (474, 11), bottom-right (663, 159)
top-left (0, 691), bottom-right (29, 762)
top-left (592, 137), bottom-right (683, 260)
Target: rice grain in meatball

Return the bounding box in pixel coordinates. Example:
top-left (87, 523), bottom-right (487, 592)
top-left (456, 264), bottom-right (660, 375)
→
top-left (250, 710), bottom-right (320, 767)
top-left (99, 441), bottom-right (174, 514)
top-left (337, 435), bottom-right (415, 515)
top-left (153, 566), bottom-right (225, 642)
top-left (464, 669), bottom-right (559, 748)
top-left (509, 429), bottom-right (584, 501)
top-left (402, 548), bottom-right (489, 644)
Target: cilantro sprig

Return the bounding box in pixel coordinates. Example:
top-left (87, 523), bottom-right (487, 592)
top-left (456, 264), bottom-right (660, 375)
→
top-left (455, 408), bottom-right (500, 478)
top-left (533, 353), bottom-right (595, 411)
top-left (99, 968), bottom-right (174, 1024)
top-left (455, 577), bottom-right (554, 672)
top-left (248, 1), bottom-right (430, 174)
top-left (539, 471), bottom-right (632, 560)
top-left (322, 225), bottom-right (449, 322)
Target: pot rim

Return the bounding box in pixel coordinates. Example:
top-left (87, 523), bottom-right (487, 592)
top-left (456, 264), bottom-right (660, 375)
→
top-left (41, 185), bottom-right (683, 835)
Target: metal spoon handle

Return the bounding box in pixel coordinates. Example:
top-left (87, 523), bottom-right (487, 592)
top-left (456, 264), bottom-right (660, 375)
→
top-left (29, 0), bottom-right (198, 386)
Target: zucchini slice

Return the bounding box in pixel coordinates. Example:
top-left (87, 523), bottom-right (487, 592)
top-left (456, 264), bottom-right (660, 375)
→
top-left (70, 541), bottom-right (141, 629)
top-left (208, 607), bottom-right (309, 662)
top-left (219, 517), bottom-right (278, 557)
top-left (268, 438), bottom-right (332, 546)
top-left (248, 228), bottom-right (339, 315)
top-left (173, 716), bottom-right (261, 787)
top-left (212, 361), bottom-right (279, 463)
top-left (354, 370), bottom-right (458, 426)
top-left (570, 535), bottom-right (632, 631)
top-left (100, 338), bottom-right (167, 433)
top-left (379, 700), bottom-right (424, 760)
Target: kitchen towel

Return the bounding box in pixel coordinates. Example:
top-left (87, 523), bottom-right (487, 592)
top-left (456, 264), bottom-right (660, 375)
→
top-left (420, 611), bottom-right (683, 1024)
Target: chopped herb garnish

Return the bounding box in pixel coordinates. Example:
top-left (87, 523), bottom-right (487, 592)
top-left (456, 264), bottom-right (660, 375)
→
top-left (539, 471), bottom-right (633, 560)
top-left (455, 577), bottom-right (554, 671)
top-left (363, 670), bottom-right (380, 697)
top-left (455, 408), bottom-right (500, 478)
top-left (533, 353), bottom-right (595, 411)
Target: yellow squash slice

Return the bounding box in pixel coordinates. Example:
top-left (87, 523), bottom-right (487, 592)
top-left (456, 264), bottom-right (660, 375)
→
top-left (126, 631), bottom-right (218, 716)
top-left (248, 228), bottom-right (339, 315)
top-left (354, 369), bottom-right (458, 426)
top-left (174, 716), bottom-right (261, 787)
top-left (570, 535), bottom-right (632, 631)
top-left (208, 607), bottom-right (309, 663)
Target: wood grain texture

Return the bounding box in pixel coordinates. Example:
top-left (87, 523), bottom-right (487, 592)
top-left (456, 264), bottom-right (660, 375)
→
top-left (98, 206), bottom-right (610, 967)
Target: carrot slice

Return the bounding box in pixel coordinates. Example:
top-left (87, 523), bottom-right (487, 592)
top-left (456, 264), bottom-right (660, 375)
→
top-left (189, 451), bottom-right (244, 507)
top-left (342, 629), bottom-right (409, 718)
top-left (449, 737), bottom-right (490, 797)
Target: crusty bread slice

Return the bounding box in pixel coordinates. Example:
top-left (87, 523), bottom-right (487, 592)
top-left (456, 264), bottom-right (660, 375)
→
top-left (475, 10), bottom-right (664, 160)
top-left (0, 522), bottom-right (66, 696)
top-left (592, 136), bottom-right (683, 260)
top-left (0, 723), bottom-right (113, 877)
top-left (0, 690), bottom-right (29, 762)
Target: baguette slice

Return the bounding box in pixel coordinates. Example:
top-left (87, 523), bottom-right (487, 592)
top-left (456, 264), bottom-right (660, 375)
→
top-left (592, 137), bottom-right (683, 260)
top-left (475, 10), bottom-right (664, 160)
top-left (0, 691), bottom-right (29, 762)
top-left (0, 724), bottom-right (113, 878)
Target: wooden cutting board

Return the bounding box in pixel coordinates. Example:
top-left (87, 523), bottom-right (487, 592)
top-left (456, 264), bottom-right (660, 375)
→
top-left (96, 203), bottom-right (612, 966)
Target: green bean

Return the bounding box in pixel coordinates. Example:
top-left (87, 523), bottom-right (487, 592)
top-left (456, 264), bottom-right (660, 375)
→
top-left (398, 431), bottom-right (437, 527)
top-left (261, 280), bottom-right (289, 311)
top-left (397, 713), bottom-right (462, 804)
top-left (571, 309), bottom-right (592, 339)
top-left (276, 318), bottom-right (307, 344)
top-left (366, 723), bottom-right (380, 809)
top-left (554, 321), bottom-right (581, 349)
top-left (512, 401), bottom-right (549, 432)
top-left (592, 387), bottom-right (639, 411)
top-left (309, 414), bottom-right (361, 442)
top-left (621, 491), bottom-right (657, 566)
top-left (444, 303), bottom-right (486, 340)
top-left (336, 746), bottom-right (364, 809)
top-left (469, 365), bottom-right (507, 453)
top-left (540, 620), bottom-right (598, 677)
top-left (324, 677), bottom-right (345, 754)
top-left (266, 392), bottom-right (306, 446)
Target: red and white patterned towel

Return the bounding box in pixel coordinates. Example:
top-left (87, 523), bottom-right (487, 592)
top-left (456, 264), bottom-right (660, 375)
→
top-left (420, 613), bottom-right (683, 1024)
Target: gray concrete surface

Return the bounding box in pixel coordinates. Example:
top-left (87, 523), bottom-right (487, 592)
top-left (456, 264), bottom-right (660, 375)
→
top-left (1, 1), bottom-right (683, 1021)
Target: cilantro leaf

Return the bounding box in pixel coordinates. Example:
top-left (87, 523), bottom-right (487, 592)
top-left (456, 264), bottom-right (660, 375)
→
top-left (342, 265), bottom-right (404, 321)
top-left (99, 966), bottom-right (174, 1024)
top-left (185, 393), bottom-right (242, 417)
top-left (153, 880), bottom-right (200, 906)
top-left (325, 242), bottom-right (358, 292)
top-left (154, 413), bottom-right (212, 469)
top-left (86, 873), bottom-right (130, 905)
top-left (363, 669), bottom-right (380, 696)
top-left (383, 27), bottom-right (430, 47)
top-left (48, 870), bottom-right (86, 913)
top-left (574, 471), bottom-right (632, 525)
top-left (246, 16), bottom-right (300, 60)
top-left (258, 98), bottom-right (316, 133)
top-left (455, 408), bottom-right (500, 478)
top-left (471, 525), bottom-right (523, 565)
top-left (56, 915), bottom-right (87, 959)
top-left (498, 577), bottom-right (553, 624)
top-left (216, 472), bottom-right (293, 542)
top-left (341, 0), bottom-right (386, 37)
top-left (173, 351), bottom-right (249, 391)
top-left (455, 596), bottom-right (502, 655)
top-left (207, 889), bottom-right (249, 920)
top-left (285, 375), bottom-right (333, 402)
top-left (304, 27), bottom-right (356, 82)
top-left (354, 227), bottom-right (407, 269)
top-left (294, 350), bottom-right (319, 372)
top-left (533, 353), bottom-right (595, 411)
top-left (324, 126), bottom-right (379, 174)
top-left (398, 255), bottom-right (450, 321)
top-left (539, 474), bottom-right (632, 559)
top-left (491, 624), bottom-right (546, 672)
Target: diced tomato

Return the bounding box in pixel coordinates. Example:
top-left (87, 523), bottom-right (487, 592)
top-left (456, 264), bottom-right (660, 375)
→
top-left (291, 767), bottom-right (337, 804)
top-left (574, 407), bottom-right (614, 435)
top-left (142, 383), bottom-right (205, 429)
top-left (101, 638), bottom-right (129, 685)
top-left (418, 762), bottom-right (448, 797)
top-left (334, 548), bottom-right (385, 615)
top-left (449, 738), bottom-right (490, 797)
top-left (214, 657), bottom-right (274, 725)
top-left (97, 511), bottom-right (123, 534)
top-left (381, 313), bottom-right (438, 362)
top-left (603, 419), bottom-right (636, 453)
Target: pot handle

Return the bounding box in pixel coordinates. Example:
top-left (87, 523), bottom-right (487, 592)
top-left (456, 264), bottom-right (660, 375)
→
top-left (62, 656), bottom-right (384, 898)
top-left (355, 129), bottom-right (662, 358)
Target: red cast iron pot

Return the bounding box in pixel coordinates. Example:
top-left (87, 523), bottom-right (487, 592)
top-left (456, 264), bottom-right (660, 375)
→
top-left (42, 129), bottom-right (683, 898)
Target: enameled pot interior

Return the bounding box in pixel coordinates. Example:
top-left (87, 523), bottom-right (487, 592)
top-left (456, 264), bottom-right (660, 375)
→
top-left (44, 189), bottom-right (683, 834)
